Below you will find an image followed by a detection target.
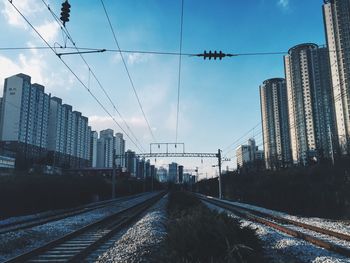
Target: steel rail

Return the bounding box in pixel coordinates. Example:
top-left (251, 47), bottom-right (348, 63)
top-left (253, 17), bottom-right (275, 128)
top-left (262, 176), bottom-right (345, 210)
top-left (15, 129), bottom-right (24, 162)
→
top-left (0, 192), bottom-right (146, 235)
top-left (3, 192), bottom-right (165, 263)
top-left (197, 194), bottom-right (350, 258)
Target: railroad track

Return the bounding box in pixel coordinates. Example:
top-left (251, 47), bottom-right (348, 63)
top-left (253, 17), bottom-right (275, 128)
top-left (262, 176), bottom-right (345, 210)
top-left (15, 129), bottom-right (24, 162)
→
top-left (197, 194), bottom-right (350, 258)
top-left (0, 192), bottom-right (148, 235)
top-left (4, 192), bottom-right (165, 263)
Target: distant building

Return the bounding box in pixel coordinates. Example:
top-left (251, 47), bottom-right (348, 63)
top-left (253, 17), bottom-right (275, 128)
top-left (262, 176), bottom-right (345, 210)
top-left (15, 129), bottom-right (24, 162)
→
top-left (96, 129), bottom-right (126, 169)
top-left (0, 74), bottom-right (50, 166)
top-left (183, 173), bottom-right (192, 184)
top-left (90, 131), bottom-right (98, 167)
top-left (150, 165), bottom-right (156, 180)
top-left (0, 74), bottom-right (50, 149)
top-left (323, 0), bottom-right (350, 154)
top-left (0, 73), bottom-right (93, 169)
top-left (125, 150), bottom-right (137, 177)
top-left (114, 133), bottom-right (125, 168)
top-left (284, 43), bottom-right (337, 165)
top-left (236, 145), bottom-right (251, 168)
top-left (137, 157), bottom-right (145, 178)
top-left (178, 165), bottom-right (184, 183)
top-left (260, 78), bottom-right (291, 169)
top-left (97, 129), bottom-right (114, 168)
top-left (255, 150), bottom-right (264, 162)
top-left (47, 97), bottom-right (90, 168)
top-left (145, 159), bottom-right (151, 178)
top-left (156, 166), bottom-right (168, 182)
top-left (48, 97), bottom-right (64, 154)
top-left (236, 138), bottom-right (264, 170)
top-left (168, 162), bottom-right (178, 183)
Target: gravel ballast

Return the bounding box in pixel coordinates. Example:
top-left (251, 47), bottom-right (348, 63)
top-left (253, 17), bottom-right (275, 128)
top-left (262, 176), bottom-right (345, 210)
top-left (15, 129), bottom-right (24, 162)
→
top-left (96, 194), bottom-right (168, 263)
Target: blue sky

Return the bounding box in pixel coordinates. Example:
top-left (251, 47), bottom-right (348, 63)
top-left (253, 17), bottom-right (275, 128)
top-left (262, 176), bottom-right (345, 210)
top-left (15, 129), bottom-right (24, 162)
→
top-left (0, 0), bottom-right (327, 177)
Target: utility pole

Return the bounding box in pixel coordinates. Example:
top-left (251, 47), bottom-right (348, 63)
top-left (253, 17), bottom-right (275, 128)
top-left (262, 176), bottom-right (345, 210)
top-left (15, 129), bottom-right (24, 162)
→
top-left (112, 149), bottom-right (116, 199)
top-left (218, 149), bottom-right (222, 199)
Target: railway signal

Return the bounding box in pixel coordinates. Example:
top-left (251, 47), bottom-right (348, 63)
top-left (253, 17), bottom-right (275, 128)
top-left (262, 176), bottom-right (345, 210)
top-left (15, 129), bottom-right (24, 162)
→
top-left (60, 0), bottom-right (71, 27)
top-left (194, 50), bottom-right (236, 60)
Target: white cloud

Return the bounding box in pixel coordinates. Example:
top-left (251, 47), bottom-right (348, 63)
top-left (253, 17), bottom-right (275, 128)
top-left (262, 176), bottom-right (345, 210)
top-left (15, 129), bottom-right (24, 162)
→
top-left (127, 53), bottom-right (150, 65)
top-left (111, 53), bottom-right (151, 65)
top-left (111, 54), bottom-right (122, 64)
top-left (2, 0), bottom-right (59, 43)
top-left (26, 41), bottom-right (39, 55)
top-left (277, 0), bottom-right (289, 9)
top-left (36, 21), bottom-right (60, 42)
top-left (1, 0), bottom-right (44, 28)
top-left (0, 53), bottom-right (46, 93)
top-left (89, 115), bottom-right (148, 133)
top-left (2, 0), bottom-right (28, 28)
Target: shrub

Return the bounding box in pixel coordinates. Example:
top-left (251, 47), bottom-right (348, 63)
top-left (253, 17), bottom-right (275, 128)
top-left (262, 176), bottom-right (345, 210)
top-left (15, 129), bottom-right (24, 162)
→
top-left (160, 192), bottom-right (263, 263)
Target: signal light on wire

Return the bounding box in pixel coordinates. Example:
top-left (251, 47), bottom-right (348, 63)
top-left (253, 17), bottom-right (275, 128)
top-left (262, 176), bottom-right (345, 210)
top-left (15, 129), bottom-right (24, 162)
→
top-left (194, 50), bottom-right (236, 60)
top-left (60, 0), bottom-right (71, 27)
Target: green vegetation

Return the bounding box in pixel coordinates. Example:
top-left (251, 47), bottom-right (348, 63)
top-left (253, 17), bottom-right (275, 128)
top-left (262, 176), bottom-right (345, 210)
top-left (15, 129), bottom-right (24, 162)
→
top-left (196, 157), bottom-right (350, 219)
top-left (159, 191), bottom-right (263, 263)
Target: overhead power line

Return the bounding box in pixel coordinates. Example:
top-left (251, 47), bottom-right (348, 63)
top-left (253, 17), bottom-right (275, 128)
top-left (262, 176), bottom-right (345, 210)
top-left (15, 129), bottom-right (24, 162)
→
top-left (7, 0), bottom-right (144, 153)
top-left (40, 0), bottom-right (146, 153)
top-left (100, 0), bottom-right (156, 142)
top-left (1, 46), bottom-right (338, 57)
top-left (0, 46), bottom-right (287, 56)
top-left (176, 0), bottom-right (184, 144)
top-left (222, 122), bottom-right (262, 154)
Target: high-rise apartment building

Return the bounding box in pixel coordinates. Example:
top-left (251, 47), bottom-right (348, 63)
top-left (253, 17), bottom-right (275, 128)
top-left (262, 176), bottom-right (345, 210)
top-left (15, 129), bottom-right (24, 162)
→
top-left (156, 167), bottom-right (168, 182)
top-left (323, 0), bottom-right (350, 154)
top-left (260, 78), bottom-right (292, 169)
top-left (168, 162), bottom-right (178, 183)
top-left (236, 138), bottom-right (264, 169)
top-left (178, 165), bottom-right (184, 183)
top-left (90, 130), bottom-right (98, 167)
top-left (62, 104), bottom-right (74, 157)
top-left (284, 43), bottom-right (337, 165)
top-left (125, 150), bottom-right (137, 176)
top-left (0, 74), bottom-right (50, 161)
top-left (47, 98), bottom-right (90, 167)
top-left (97, 129), bottom-right (114, 168)
top-left (114, 133), bottom-right (125, 168)
top-left (73, 113), bottom-right (90, 162)
top-left (0, 73), bottom-right (93, 169)
top-left (236, 145), bottom-right (250, 168)
top-left (145, 159), bottom-right (151, 177)
top-left (96, 129), bottom-right (126, 169)
top-left (48, 97), bottom-right (65, 153)
top-left (150, 165), bottom-right (156, 180)
top-left (137, 157), bottom-right (145, 178)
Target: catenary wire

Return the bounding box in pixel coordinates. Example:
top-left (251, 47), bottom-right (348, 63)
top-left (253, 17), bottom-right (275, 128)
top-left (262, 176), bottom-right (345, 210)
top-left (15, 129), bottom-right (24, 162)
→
top-left (176, 0), bottom-right (184, 144)
top-left (0, 46), bottom-right (338, 56)
top-left (7, 0), bottom-right (144, 153)
top-left (100, 0), bottom-right (156, 142)
top-left (40, 0), bottom-right (146, 153)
